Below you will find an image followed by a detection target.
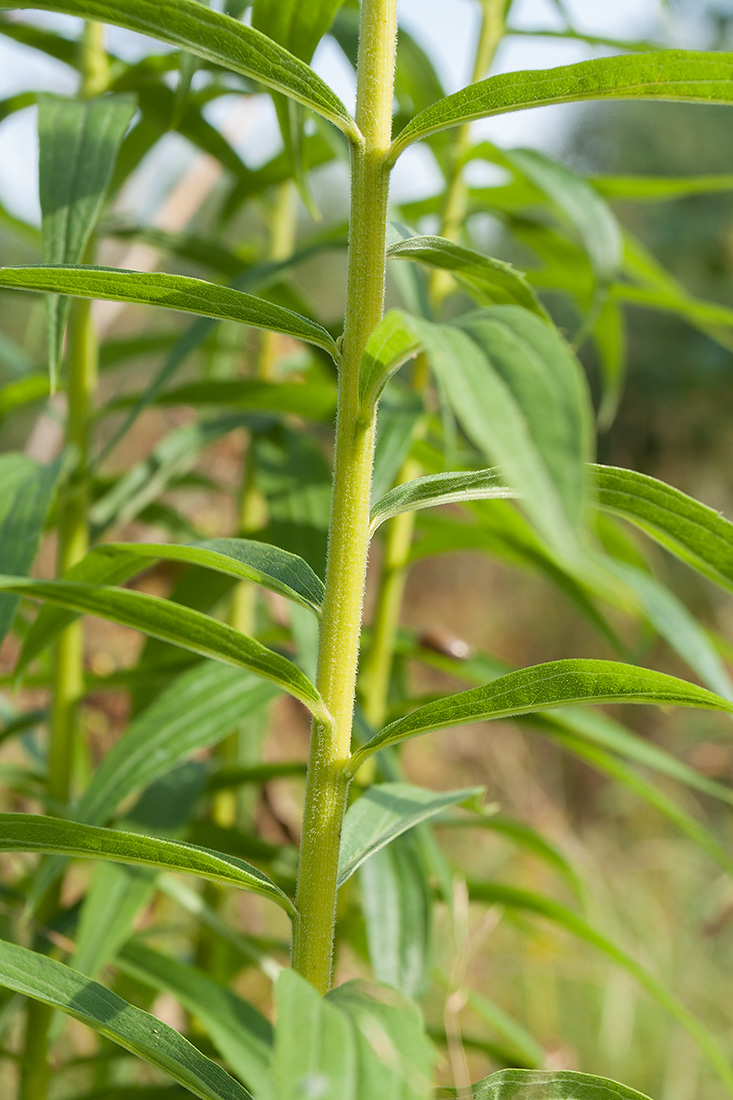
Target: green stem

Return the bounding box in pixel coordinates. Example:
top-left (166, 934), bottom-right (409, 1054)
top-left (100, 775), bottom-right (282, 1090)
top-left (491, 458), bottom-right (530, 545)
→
top-left (291, 0), bottom-right (398, 993)
top-left (363, 0), bottom-right (508, 731)
top-left (19, 31), bottom-right (105, 1100)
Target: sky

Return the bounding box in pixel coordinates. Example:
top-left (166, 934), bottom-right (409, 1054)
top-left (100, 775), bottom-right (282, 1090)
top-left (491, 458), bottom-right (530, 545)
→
top-left (0, 0), bottom-right (676, 223)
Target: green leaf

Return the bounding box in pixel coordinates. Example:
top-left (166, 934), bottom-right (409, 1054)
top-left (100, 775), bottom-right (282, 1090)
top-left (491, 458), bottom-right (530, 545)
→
top-left (390, 51), bottom-right (733, 161)
top-left (594, 464), bottom-right (733, 592)
top-left (274, 971), bottom-right (435, 1100)
top-left (81, 662), bottom-right (279, 826)
top-left (119, 942), bottom-right (274, 1100)
top-left (370, 468), bottom-right (516, 535)
top-left (0, 576), bottom-right (327, 719)
top-left (0, 455), bottom-right (60, 647)
top-left (506, 148), bottom-right (622, 286)
top-left (0, 266), bottom-right (339, 360)
top-left (38, 94), bottom-right (136, 387)
top-left (347, 659), bottom-right (733, 775)
top-left (465, 885), bottom-right (733, 1096)
top-left (252, 0), bottom-right (345, 63)
top-left (416, 307), bottom-right (593, 558)
top-left (0, 940), bottom-right (254, 1100)
top-left (387, 236), bottom-right (549, 317)
top-left (358, 310), bottom-right (422, 411)
top-left (438, 1068), bottom-right (652, 1100)
top-left (337, 782), bottom-right (483, 886)
top-left (592, 172), bottom-right (733, 202)
top-left (5, 0), bottom-right (358, 139)
top-left (0, 812), bottom-right (295, 914)
top-left (128, 378), bottom-right (337, 422)
top-left (359, 834), bottom-right (432, 1000)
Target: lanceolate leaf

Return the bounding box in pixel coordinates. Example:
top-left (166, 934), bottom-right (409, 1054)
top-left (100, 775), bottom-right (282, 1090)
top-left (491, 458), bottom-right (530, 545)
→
top-left (0, 267), bottom-right (340, 361)
top-left (78, 662), bottom-right (278, 826)
top-left (38, 93), bottom-right (136, 387)
top-left (506, 149), bottom-right (622, 285)
top-left (0, 455), bottom-right (60, 646)
top-left (438, 1068), bottom-right (653, 1100)
top-left (416, 307), bottom-right (592, 558)
top-left (466, 884), bottom-right (733, 1095)
top-left (346, 659), bottom-right (733, 774)
top-left (370, 468), bottom-right (517, 534)
top-left (0, 576), bottom-right (327, 718)
top-left (0, 813), bottom-right (295, 914)
top-left (388, 236), bottom-right (549, 317)
top-left (274, 971), bottom-right (435, 1100)
top-left (19, 540), bottom-right (323, 676)
top-left (119, 942), bottom-right (274, 1100)
top-left (4, 0), bottom-right (358, 140)
top-left (594, 464), bottom-right (733, 592)
top-left (0, 941), bottom-right (254, 1100)
top-left (390, 51), bottom-right (733, 161)
top-left (337, 782), bottom-right (484, 886)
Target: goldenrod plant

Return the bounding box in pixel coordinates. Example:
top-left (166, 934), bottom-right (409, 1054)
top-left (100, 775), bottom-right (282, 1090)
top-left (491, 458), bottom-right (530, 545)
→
top-left (0, 0), bottom-right (732, 1097)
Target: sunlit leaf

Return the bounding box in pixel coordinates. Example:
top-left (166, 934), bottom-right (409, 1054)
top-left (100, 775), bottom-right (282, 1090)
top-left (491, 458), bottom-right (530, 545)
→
top-left (390, 52), bottom-right (733, 161)
top-left (370, 468), bottom-right (516, 534)
top-left (347, 659), bottom-right (733, 774)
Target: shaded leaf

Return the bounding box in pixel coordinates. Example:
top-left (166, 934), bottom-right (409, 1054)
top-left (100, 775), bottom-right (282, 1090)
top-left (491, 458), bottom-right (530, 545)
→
top-left (388, 236), bottom-right (549, 316)
top-left (38, 94), bottom-right (136, 386)
top-left (337, 782), bottom-right (483, 886)
top-left (0, 941), bottom-right (253, 1100)
top-left (358, 310), bottom-right (421, 412)
top-left (438, 1068), bottom-right (652, 1099)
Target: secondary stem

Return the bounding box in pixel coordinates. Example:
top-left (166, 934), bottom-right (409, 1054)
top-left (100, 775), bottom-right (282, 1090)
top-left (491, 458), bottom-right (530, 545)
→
top-left (291, 0), bottom-right (398, 993)
top-left (363, 0), bottom-right (508, 733)
top-left (19, 31), bottom-right (105, 1100)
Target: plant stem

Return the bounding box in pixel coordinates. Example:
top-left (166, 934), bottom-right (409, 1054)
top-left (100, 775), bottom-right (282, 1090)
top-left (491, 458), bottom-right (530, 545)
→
top-left (19, 30), bottom-right (105, 1100)
top-left (291, 0), bottom-right (398, 993)
top-left (362, 0), bottom-right (508, 736)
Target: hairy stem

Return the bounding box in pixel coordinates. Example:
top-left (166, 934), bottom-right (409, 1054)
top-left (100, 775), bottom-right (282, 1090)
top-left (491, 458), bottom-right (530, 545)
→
top-left (291, 0), bottom-right (398, 993)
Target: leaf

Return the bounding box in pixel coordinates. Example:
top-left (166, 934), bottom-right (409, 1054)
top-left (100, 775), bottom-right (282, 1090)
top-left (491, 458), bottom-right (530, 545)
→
top-left (0, 266), bottom-right (340, 361)
top-left (119, 942), bottom-right (274, 1100)
top-left (132, 378), bottom-right (337, 422)
top-left (387, 237), bottom-right (549, 317)
top-left (5, 0), bottom-right (358, 139)
top-left (252, 0), bottom-right (345, 63)
top-left (465, 884), bottom-right (733, 1096)
top-left (346, 659), bottom-right (733, 775)
top-left (416, 307), bottom-right (593, 559)
top-left (390, 51), bottom-right (733, 161)
top-left (359, 834), bottom-right (432, 1000)
top-left (0, 940), bottom-right (254, 1100)
top-left (274, 971), bottom-right (435, 1100)
top-left (38, 93), bottom-right (136, 387)
top-left (592, 172), bottom-right (733, 202)
top-left (594, 464), bottom-right (733, 592)
top-left (370, 468), bottom-right (517, 535)
top-left (506, 149), bottom-right (622, 286)
top-left (358, 310), bottom-right (422, 412)
top-left (438, 1068), bottom-right (653, 1099)
top-left (20, 539), bottom-right (324, 672)
top-left (0, 812), bottom-right (295, 914)
top-left (0, 576), bottom-right (327, 718)
top-left (81, 662), bottom-right (278, 825)
top-left (337, 782), bottom-right (483, 886)
top-left (0, 455), bottom-right (60, 647)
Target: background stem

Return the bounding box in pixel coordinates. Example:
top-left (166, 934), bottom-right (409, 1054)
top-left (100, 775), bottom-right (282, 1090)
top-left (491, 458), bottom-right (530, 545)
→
top-left (362, 0), bottom-right (508, 736)
top-left (291, 0), bottom-right (398, 993)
